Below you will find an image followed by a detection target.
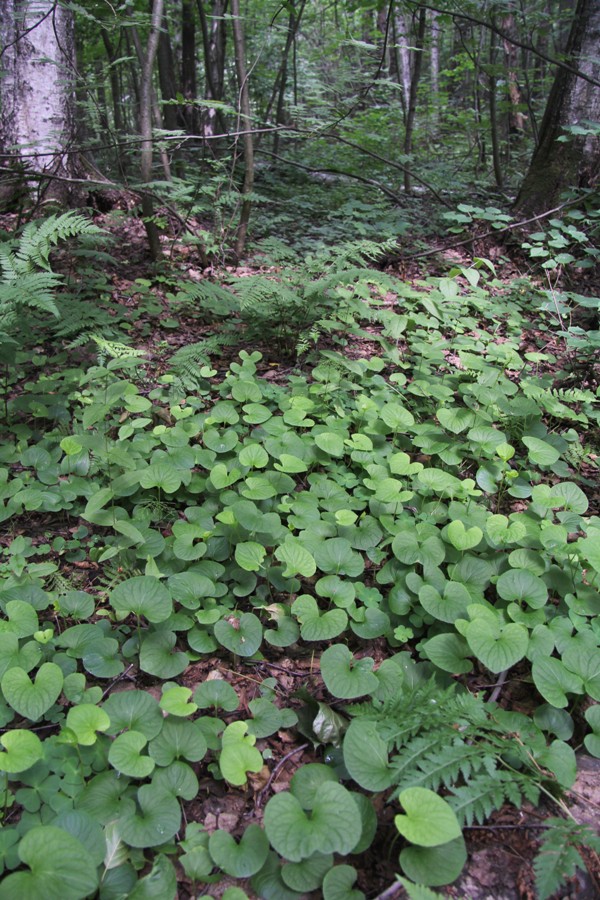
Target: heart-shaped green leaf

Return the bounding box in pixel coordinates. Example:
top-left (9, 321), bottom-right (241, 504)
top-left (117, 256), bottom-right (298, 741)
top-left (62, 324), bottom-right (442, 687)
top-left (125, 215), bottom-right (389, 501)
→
top-left (214, 612), bottom-right (262, 657)
top-left (292, 595), bottom-right (347, 641)
top-left (320, 645), bottom-right (379, 699)
top-left (464, 608), bottom-right (528, 673)
top-left (1, 662), bottom-right (63, 721)
top-left (0, 729), bottom-right (43, 773)
top-left (282, 853), bottom-right (334, 892)
top-left (322, 864), bottom-right (365, 900)
top-left (110, 576), bottom-right (172, 623)
top-left (65, 704), bottom-right (111, 746)
top-left (0, 826), bottom-right (98, 900)
top-left (235, 541), bottom-right (266, 572)
top-left (395, 788), bottom-right (462, 847)
top-left (208, 824), bottom-right (269, 877)
top-left (219, 721), bottom-right (263, 786)
top-left (119, 785), bottom-right (181, 848)
top-left (193, 678), bottom-right (239, 712)
top-left (275, 539), bottom-right (317, 578)
top-left (532, 658), bottom-right (584, 708)
top-left (399, 835), bottom-right (467, 887)
top-left (446, 520), bottom-right (482, 550)
top-left (264, 782), bottom-right (362, 862)
top-left (108, 731), bottom-right (155, 778)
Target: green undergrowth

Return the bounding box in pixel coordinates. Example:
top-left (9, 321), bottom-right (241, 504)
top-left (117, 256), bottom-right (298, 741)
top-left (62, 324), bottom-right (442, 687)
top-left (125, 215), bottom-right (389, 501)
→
top-left (0, 215), bottom-right (599, 898)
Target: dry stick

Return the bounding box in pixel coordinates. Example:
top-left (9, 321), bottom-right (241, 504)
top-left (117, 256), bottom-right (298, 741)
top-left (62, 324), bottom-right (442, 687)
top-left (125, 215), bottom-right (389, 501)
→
top-left (488, 668), bottom-right (508, 704)
top-left (256, 743), bottom-right (309, 808)
top-left (374, 881), bottom-right (404, 900)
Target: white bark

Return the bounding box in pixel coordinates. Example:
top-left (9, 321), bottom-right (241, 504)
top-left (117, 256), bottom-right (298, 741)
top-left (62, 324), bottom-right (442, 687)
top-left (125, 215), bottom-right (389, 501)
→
top-left (0, 0), bottom-right (78, 190)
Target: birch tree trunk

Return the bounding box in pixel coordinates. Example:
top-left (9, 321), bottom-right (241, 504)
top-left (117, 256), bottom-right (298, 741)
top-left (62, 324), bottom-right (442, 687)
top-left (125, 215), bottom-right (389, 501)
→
top-left (0, 0), bottom-right (80, 206)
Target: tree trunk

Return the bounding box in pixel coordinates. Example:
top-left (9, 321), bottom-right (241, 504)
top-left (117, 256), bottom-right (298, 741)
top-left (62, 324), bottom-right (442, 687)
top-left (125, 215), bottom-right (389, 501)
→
top-left (197, 0), bottom-right (228, 139)
top-left (403, 4), bottom-right (426, 193)
top-left (230, 0), bottom-right (254, 260)
top-left (514, 0), bottom-right (600, 215)
top-left (181, 0), bottom-right (198, 133)
top-left (0, 0), bottom-right (81, 207)
top-left (139, 0), bottom-right (165, 260)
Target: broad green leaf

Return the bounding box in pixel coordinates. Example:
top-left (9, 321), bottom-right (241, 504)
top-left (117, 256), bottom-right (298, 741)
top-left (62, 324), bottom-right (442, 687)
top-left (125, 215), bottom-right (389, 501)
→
top-left (102, 689), bottom-right (164, 739)
top-left (128, 854), bottom-right (177, 899)
top-left (208, 825), bottom-right (269, 877)
top-left (110, 576), bottom-right (172, 623)
top-left (282, 853), bottom-right (334, 892)
top-left (465, 615), bottom-right (528, 673)
top-left (193, 678), bottom-right (239, 712)
top-left (399, 836), bottom-right (467, 887)
top-left (139, 631), bottom-right (189, 678)
top-left (1, 662), bottom-right (63, 721)
top-left (532, 658), bottom-right (584, 708)
top-left (275, 454), bottom-right (308, 473)
top-left (151, 761), bottom-right (199, 800)
top-left (292, 595), bottom-right (347, 641)
top-left (315, 432), bottom-right (346, 457)
top-left (522, 436), bottom-right (560, 466)
top-left (320, 645), bottom-right (379, 699)
top-left (421, 633), bottom-right (473, 674)
top-left (418, 583), bottom-right (471, 624)
top-left (65, 704), bottom-right (111, 746)
top-left (0, 826), bottom-right (98, 900)
top-left (252, 852), bottom-right (305, 900)
top-left (238, 443), bottom-right (269, 468)
top-left (323, 865), bottom-right (365, 900)
top-left (485, 514), bottom-right (527, 546)
top-left (0, 729), bottom-right (43, 773)
top-left (160, 685), bottom-right (197, 717)
top-left (496, 569), bottom-right (548, 609)
top-left (139, 462), bottom-right (182, 493)
top-left (247, 697), bottom-right (297, 738)
top-left (395, 788), bottom-right (462, 847)
top-left (119, 786), bottom-right (181, 848)
top-left (214, 612), bottom-right (262, 657)
top-left (446, 520), bottom-right (482, 551)
top-left (275, 539), bottom-right (316, 578)
top-left (343, 719), bottom-right (393, 790)
top-left (314, 538), bottom-right (364, 577)
top-left (235, 541), bottom-right (266, 572)
top-left (219, 721), bottom-right (263, 786)
top-left (108, 731), bottom-right (155, 778)
top-left (437, 407), bottom-right (475, 434)
top-left (264, 783), bottom-right (362, 862)
top-left (289, 763), bottom-right (339, 809)
top-left (149, 717), bottom-right (207, 765)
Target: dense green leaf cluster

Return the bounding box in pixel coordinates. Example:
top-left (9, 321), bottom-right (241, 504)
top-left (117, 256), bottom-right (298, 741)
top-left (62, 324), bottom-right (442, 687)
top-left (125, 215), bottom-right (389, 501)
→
top-left (0, 223), bottom-right (598, 897)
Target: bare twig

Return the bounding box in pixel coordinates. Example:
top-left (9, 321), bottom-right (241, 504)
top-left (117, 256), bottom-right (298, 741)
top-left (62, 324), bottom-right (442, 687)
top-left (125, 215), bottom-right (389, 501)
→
top-left (256, 743), bottom-right (309, 808)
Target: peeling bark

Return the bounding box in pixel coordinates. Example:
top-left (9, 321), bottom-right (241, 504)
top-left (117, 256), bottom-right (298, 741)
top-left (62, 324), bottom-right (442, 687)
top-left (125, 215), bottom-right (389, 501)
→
top-left (0, 0), bottom-right (81, 205)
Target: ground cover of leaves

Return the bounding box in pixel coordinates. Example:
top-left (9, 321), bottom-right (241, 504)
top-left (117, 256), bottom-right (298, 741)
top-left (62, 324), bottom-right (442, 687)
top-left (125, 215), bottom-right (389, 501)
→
top-left (1, 207), bottom-right (599, 900)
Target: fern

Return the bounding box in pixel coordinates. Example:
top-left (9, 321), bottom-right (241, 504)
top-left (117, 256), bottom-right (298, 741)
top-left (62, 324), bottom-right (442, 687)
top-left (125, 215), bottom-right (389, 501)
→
top-left (171, 280), bottom-right (237, 319)
top-left (0, 212), bottom-right (103, 356)
top-left (534, 819), bottom-right (600, 900)
top-left (347, 678), bottom-right (568, 837)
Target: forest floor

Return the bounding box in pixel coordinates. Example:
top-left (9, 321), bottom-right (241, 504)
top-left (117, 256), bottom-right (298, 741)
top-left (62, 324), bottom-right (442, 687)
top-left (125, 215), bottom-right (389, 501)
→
top-left (2, 195), bottom-right (600, 899)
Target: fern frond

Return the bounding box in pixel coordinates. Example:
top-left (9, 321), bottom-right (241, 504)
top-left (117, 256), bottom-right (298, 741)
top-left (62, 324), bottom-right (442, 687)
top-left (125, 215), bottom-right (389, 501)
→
top-left (15, 212), bottom-right (101, 272)
top-left (534, 819), bottom-right (599, 900)
top-left (92, 335), bottom-right (146, 359)
top-left (171, 280), bottom-right (237, 318)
